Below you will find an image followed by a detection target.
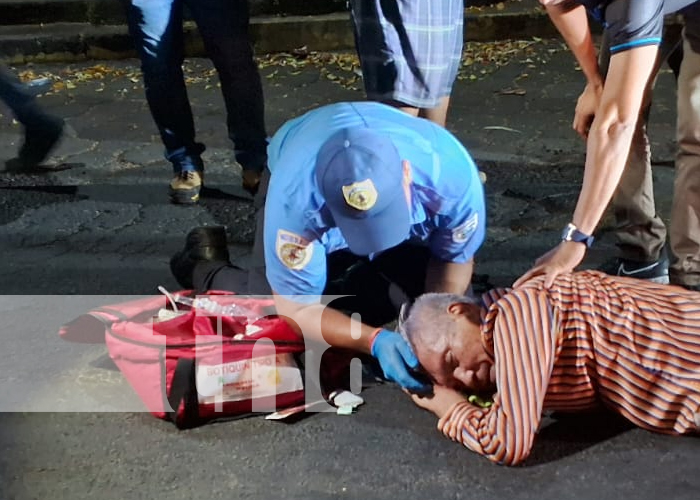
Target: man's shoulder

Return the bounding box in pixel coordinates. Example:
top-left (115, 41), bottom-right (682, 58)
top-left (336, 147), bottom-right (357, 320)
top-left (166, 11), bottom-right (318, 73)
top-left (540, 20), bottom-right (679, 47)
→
top-left (483, 281), bottom-right (553, 311)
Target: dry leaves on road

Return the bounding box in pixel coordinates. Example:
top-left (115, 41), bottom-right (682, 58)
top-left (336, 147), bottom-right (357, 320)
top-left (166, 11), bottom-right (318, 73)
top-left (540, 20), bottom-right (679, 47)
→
top-left (11, 37), bottom-right (566, 95)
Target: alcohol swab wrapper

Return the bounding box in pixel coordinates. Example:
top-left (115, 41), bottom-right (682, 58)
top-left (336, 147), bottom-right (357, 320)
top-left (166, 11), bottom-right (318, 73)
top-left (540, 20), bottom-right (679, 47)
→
top-left (336, 405), bottom-right (354, 416)
top-left (330, 390), bottom-right (364, 409)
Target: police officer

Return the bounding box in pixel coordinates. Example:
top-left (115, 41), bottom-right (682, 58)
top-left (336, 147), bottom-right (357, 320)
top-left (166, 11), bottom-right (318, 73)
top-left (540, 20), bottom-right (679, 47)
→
top-left (172, 101), bottom-right (486, 392)
top-left (518, 0), bottom-right (700, 291)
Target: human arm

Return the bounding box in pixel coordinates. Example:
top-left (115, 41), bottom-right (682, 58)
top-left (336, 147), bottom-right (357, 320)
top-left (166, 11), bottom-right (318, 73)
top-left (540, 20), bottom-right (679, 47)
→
top-left (272, 291), bottom-right (376, 352)
top-left (410, 292), bottom-right (559, 465)
top-left (273, 292), bottom-right (430, 392)
top-left (544, 2), bottom-right (603, 92)
top-left (516, 5), bottom-right (660, 287)
top-left (544, 1), bottom-right (603, 138)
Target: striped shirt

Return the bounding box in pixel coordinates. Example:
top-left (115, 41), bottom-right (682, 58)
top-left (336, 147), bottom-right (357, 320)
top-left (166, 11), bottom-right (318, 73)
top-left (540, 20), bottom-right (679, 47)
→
top-left (437, 270), bottom-right (700, 465)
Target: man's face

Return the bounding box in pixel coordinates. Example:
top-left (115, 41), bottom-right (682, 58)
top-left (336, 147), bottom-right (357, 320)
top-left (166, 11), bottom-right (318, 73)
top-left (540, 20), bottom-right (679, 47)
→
top-left (416, 304), bottom-right (495, 393)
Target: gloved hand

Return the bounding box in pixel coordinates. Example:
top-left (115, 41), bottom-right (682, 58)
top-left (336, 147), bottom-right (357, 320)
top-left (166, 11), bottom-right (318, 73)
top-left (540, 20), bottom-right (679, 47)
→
top-left (370, 329), bottom-right (433, 394)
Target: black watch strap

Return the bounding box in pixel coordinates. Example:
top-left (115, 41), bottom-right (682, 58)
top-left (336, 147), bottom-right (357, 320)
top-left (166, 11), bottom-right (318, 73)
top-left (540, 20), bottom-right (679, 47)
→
top-left (561, 223), bottom-right (594, 248)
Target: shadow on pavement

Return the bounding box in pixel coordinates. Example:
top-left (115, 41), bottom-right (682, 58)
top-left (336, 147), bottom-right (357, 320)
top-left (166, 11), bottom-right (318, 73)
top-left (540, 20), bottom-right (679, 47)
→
top-left (525, 408), bottom-right (635, 466)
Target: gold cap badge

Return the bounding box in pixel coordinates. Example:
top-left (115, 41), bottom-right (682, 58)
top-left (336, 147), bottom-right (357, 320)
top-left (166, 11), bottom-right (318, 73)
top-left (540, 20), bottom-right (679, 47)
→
top-left (341, 179), bottom-right (378, 211)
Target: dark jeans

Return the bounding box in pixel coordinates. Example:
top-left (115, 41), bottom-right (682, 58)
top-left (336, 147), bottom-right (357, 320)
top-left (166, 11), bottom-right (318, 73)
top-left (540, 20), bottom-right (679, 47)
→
top-left (123, 0), bottom-right (268, 173)
top-left (0, 64), bottom-right (56, 131)
top-left (192, 245), bottom-right (432, 327)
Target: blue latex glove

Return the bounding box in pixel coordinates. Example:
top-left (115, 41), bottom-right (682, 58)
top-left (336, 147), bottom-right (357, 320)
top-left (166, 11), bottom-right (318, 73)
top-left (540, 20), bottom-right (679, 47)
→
top-left (370, 329), bottom-right (433, 394)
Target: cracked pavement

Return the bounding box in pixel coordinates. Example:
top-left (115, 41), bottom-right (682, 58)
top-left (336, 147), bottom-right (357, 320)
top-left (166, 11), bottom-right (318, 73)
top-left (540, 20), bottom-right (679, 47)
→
top-left (1, 39), bottom-right (697, 500)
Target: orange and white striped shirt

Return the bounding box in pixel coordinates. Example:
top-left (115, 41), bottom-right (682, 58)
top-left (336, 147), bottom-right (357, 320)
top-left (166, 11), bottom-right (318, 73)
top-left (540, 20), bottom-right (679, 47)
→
top-left (437, 270), bottom-right (700, 465)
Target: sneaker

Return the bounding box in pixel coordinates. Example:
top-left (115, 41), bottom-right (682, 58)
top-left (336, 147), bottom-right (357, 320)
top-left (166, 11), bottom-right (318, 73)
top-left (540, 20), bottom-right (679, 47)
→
top-left (599, 253), bottom-right (670, 284)
top-left (169, 170), bottom-right (203, 204)
top-left (13, 117), bottom-right (64, 169)
top-left (170, 226), bottom-right (231, 289)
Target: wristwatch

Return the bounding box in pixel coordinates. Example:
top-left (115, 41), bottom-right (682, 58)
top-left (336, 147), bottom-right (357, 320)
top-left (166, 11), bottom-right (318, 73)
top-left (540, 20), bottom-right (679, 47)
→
top-left (561, 223), bottom-right (594, 248)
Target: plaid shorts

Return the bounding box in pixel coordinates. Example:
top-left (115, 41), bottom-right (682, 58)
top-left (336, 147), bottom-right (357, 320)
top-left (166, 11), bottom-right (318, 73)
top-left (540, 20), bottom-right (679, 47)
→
top-left (350, 0), bottom-right (464, 108)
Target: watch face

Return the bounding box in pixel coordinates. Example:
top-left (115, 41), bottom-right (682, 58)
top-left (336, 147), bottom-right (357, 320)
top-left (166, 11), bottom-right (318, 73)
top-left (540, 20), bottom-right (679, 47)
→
top-left (561, 224), bottom-right (593, 247)
top-left (562, 224), bottom-right (576, 241)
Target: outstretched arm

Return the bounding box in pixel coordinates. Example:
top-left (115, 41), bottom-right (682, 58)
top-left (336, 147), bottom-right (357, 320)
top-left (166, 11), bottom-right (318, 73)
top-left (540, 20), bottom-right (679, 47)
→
top-left (516, 5), bottom-right (659, 287)
top-left (273, 292), bottom-right (431, 393)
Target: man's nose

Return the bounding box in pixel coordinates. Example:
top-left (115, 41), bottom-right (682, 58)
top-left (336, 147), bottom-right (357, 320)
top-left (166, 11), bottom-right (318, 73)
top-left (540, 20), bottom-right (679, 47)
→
top-left (453, 367), bottom-right (476, 390)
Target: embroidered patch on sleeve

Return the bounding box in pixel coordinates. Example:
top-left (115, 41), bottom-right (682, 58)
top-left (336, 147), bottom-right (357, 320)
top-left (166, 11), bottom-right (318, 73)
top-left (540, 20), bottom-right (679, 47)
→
top-left (276, 229), bottom-right (314, 270)
top-left (452, 212), bottom-right (479, 243)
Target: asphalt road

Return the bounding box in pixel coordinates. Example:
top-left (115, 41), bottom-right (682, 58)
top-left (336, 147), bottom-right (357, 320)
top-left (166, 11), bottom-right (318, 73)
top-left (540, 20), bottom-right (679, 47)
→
top-left (1, 39), bottom-right (698, 500)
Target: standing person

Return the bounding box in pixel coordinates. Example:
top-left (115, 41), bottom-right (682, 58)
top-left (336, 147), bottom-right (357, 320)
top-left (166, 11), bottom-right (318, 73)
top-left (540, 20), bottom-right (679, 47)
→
top-left (170, 101), bottom-right (486, 393)
top-left (402, 271), bottom-right (700, 466)
top-left (349, 0), bottom-right (464, 127)
top-left (123, 0), bottom-right (268, 204)
top-left (516, 0), bottom-right (700, 291)
top-left (0, 64), bottom-right (63, 169)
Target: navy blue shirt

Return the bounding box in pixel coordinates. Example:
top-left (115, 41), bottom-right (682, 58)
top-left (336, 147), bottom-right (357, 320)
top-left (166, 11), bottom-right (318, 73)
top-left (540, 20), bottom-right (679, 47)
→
top-left (575, 0), bottom-right (699, 53)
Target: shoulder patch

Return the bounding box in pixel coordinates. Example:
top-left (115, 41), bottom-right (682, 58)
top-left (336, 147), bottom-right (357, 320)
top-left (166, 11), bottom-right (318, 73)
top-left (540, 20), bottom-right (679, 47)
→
top-left (452, 212), bottom-right (479, 243)
top-left (276, 229), bottom-right (314, 270)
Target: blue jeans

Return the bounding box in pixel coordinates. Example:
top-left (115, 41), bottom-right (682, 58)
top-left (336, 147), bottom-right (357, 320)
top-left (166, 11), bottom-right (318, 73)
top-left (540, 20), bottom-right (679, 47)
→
top-left (0, 64), bottom-right (56, 131)
top-left (124, 0), bottom-right (267, 174)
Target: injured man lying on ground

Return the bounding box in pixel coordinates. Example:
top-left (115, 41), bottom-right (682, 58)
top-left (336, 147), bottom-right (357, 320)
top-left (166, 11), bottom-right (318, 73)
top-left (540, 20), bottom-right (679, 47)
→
top-left (400, 270), bottom-right (700, 466)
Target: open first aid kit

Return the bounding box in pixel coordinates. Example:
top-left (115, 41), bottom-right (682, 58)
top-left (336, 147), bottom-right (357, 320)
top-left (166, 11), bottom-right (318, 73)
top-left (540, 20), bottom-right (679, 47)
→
top-left (59, 290), bottom-right (354, 428)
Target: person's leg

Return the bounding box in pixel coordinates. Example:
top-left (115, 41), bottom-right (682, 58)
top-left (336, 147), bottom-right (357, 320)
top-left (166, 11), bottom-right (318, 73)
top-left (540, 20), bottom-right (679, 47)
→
top-left (246, 167), bottom-right (273, 295)
top-left (670, 18), bottom-right (700, 289)
top-left (124, 0), bottom-right (205, 203)
top-left (192, 260), bottom-right (249, 293)
top-left (598, 31), bottom-right (671, 281)
top-left (186, 0), bottom-right (268, 195)
top-left (349, 0), bottom-right (400, 104)
top-left (399, 0), bottom-right (462, 125)
top-left (416, 0), bottom-right (463, 126)
top-left (0, 64), bottom-right (63, 168)
top-left (666, 24), bottom-right (685, 81)
top-left (419, 96), bottom-right (450, 127)
top-left (0, 64), bottom-right (52, 129)
top-left (386, 101), bottom-right (419, 117)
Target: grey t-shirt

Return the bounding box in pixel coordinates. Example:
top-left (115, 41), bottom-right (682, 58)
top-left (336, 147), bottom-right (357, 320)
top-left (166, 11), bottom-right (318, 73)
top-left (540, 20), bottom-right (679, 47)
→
top-left (574, 0), bottom-right (700, 53)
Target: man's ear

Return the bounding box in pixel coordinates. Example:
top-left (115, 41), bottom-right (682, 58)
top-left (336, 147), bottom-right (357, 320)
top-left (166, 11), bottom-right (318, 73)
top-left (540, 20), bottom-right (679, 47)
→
top-left (447, 302), bottom-right (480, 324)
top-left (447, 302), bottom-right (467, 316)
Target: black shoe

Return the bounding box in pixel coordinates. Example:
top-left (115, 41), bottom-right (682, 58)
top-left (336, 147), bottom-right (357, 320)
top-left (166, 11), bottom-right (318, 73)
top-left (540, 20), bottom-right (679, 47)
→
top-left (599, 252), bottom-right (670, 284)
top-left (16, 117), bottom-right (64, 169)
top-left (170, 226), bottom-right (231, 289)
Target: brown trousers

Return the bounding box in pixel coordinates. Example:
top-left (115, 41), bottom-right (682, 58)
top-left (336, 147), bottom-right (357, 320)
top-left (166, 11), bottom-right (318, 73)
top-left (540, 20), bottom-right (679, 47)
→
top-left (600, 16), bottom-right (700, 287)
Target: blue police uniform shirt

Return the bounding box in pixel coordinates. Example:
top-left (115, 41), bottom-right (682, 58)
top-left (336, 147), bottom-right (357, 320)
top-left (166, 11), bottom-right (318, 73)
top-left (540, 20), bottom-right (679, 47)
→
top-left (574, 0), bottom-right (699, 54)
top-left (263, 102), bottom-right (486, 301)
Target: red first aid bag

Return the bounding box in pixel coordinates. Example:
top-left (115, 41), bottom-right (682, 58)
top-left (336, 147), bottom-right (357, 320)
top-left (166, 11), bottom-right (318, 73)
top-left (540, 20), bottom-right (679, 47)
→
top-left (59, 292), bottom-right (315, 428)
